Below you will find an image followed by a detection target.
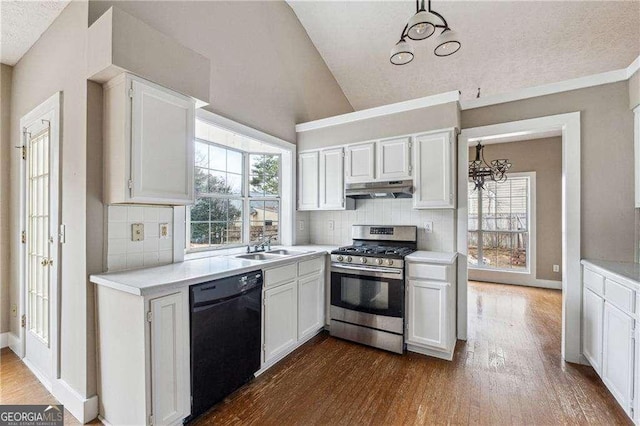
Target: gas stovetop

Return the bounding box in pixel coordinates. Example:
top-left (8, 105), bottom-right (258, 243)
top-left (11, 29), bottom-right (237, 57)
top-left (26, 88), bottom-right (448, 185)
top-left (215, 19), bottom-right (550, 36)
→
top-left (332, 244), bottom-right (416, 259)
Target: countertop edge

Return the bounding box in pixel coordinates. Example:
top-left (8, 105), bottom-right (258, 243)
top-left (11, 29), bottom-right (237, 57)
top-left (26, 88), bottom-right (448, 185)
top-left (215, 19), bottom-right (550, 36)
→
top-left (405, 251), bottom-right (458, 265)
top-left (581, 259), bottom-right (640, 291)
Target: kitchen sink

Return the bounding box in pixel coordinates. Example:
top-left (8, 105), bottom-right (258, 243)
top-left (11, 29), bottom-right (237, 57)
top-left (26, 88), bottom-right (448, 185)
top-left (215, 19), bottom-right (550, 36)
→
top-left (235, 253), bottom-right (283, 261)
top-left (267, 249), bottom-right (309, 256)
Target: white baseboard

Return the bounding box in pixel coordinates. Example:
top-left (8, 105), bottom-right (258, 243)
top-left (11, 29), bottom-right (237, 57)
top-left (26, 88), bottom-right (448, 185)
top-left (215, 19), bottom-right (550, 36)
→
top-left (406, 343), bottom-right (455, 361)
top-left (9, 333), bottom-right (22, 357)
top-left (52, 379), bottom-right (99, 424)
top-left (0, 332), bottom-right (8, 348)
top-left (22, 357), bottom-right (52, 391)
top-left (469, 269), bottom-right (562, 290)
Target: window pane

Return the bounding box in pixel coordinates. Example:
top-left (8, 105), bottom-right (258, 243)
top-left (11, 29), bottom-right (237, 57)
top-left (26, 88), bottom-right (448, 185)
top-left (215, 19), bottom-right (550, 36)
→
top-left (210, 145), bottom-right (226, 171)
top-left (264, 200), bottom-right (279, 224)
top-left (249, 154), bottom-right (280, 197)
top-left (227, 150), bottom-right (243, 174)
top-left (227, 173), bottom-right (242, 195)
top-left (265, 222), bottom-right (279, 242)
top-left (208, 171), bottom-right (228, 194)
top-left (211, 199), bottom-right (228, 222)
top-left (468, 231), bottom-right (479, 265)
top-left (210, 222), bottom-right (226, 245)
top-left (195, 142), bottom-right (208, 168)
top-left (227, 222), bottom-right (243, 244)
top-left (250, 200), bottom-right (265, 221)
top-left (249, 224), bottom-right (264, 242)
top-left (190, 223), bottom-right (209, 247)
top-left (194, 168), bottom-right (208, 194)
top-left (191, 197), bottom-right (210, 222)
top-left (228, 199), bottom-right (243, 222)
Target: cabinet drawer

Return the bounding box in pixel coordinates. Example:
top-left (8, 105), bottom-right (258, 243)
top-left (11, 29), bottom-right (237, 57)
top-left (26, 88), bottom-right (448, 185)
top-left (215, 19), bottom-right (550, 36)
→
top-left (605, 279), bottom-right (635, 315)
top-left (298, 256), bottom-right (324, 277)
top-left (265, 263), bottom-right (297, 288)
top-left (583, 268), bottom-right (605, 296)
top-left (408, 263), bottom-right (449, 281)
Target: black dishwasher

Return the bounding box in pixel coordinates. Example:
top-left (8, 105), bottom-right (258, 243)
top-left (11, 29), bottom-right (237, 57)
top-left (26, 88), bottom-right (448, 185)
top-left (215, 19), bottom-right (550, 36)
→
top-left (188, 270), bottom-right (262, 421)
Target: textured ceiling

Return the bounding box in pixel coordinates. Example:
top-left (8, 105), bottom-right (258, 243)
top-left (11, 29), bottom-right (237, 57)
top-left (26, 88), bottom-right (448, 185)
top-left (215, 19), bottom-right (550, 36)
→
top-left (288, 1), bottom-right (640, 110)
top-left (1, 0), bottom-right (70, 66)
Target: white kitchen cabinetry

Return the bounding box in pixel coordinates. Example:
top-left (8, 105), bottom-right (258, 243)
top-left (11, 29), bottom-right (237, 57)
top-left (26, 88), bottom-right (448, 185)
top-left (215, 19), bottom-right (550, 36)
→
top-left (345, 142), bottom-right (376, 183)
top-left (634, 106), bottom-right (639, 208)
top-left (262, 255), bottom-right (326, 369)
top-left (413, 130), bottom-right (456, 209)
top-left (298, 149), bottom-right (354, 211)
top-left (103, 73), bottom-right (195, 205)
top-left (581, 261), bottom-right (637, 421)
top-left (95, 287), bottom-right (190, 425)
top-left (405, 259), bottom-right (457, 360)
top-left (377, 137), bottom-right (412, 181)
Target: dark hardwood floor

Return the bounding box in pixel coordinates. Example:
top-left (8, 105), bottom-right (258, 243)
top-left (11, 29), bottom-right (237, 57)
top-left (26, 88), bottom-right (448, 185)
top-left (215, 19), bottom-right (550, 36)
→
top-left (194, 281), bottom-right (631, 425)
top-left (0, 281), bottom-right (631, 425)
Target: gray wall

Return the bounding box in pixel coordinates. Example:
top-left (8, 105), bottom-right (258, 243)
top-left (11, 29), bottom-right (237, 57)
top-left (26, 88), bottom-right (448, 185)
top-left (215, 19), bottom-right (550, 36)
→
top-left (88, 0), bottom-right (354, 143)
top-left (297, 102), bottom-right (459, 150)
top-left (462, 81), bottom-right (635, 263)
top-left (1, 64), bottom-right (12, 333)
top-left (470, 137), bottom-right (562, 281)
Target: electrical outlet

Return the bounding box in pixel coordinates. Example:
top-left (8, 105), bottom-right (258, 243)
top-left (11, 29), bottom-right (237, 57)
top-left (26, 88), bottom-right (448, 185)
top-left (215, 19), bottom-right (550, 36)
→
top-left (132, 223), bottom-right (144, 241)
top-left (553, 264), bottom-right (560, 273)
top-left (159, 223), bottom-right (169, 239)
top-left (424, 222), bottom-right (433, 233)
top-left (11, 304), bottom-right (17, 317)
top-left (328, 220), bottom-right (335, 231)
top-left (298, 220), bottom-right (305, 231)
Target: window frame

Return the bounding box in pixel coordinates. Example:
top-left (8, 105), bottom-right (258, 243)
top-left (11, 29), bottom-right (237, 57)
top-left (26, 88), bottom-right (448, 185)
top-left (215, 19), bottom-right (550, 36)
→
top-left (186, 139), bottom-right (282, 253)
top-left (468, 172), bottom-right (534, 274)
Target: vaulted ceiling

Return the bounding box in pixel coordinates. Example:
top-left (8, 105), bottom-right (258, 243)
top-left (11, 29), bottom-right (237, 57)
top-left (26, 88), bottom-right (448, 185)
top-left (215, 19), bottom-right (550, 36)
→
top-left (288, 1), bottom-right (640, 110)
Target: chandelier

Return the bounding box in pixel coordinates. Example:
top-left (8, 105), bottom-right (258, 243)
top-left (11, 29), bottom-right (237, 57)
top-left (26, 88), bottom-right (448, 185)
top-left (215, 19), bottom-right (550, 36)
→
top-left (390, 0), bottom-right (461, 65)
top-left (468, 142), bottom-right (512, 190)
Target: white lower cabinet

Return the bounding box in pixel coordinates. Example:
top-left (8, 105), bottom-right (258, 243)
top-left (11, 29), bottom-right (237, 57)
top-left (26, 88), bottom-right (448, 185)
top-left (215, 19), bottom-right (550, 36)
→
top-left (264, 281), bottom-right (298, 363)
top-left (262, 255), bottom-right (326, 368)
top-left (581, 262), bottom-right (637, 422)
top-left (405, 259), bottom-right (456, 360)
top-left (582, 288), bottom-right (604, 374)
top-left (602, 301), bottom-right (635, 416)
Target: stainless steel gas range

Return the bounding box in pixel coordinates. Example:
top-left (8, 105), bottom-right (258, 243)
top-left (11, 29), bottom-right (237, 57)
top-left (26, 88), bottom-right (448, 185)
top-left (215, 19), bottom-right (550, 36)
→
top-left (330, 225), bottom-right (417, 354)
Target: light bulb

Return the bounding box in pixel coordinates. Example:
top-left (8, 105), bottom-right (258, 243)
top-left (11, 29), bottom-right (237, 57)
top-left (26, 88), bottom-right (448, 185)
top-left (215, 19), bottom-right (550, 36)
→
top-left (415, 23), bottom-right (428, 35)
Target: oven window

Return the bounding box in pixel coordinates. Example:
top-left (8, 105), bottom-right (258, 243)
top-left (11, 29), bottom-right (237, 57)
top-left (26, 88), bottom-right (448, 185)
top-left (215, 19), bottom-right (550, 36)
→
top-left (340, 277), bottom-right (389, 311)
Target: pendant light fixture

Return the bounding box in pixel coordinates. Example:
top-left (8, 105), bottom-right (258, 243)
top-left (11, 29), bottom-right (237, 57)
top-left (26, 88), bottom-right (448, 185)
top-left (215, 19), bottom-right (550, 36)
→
top-left (468, 142), bottom-right (512, 190)
top-left (390, 0), bottom-right (461, 65)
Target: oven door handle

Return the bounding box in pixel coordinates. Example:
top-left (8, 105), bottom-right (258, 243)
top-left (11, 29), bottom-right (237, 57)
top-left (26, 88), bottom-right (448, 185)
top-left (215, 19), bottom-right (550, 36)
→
top-left (331, 264), bottom-right (404, 279)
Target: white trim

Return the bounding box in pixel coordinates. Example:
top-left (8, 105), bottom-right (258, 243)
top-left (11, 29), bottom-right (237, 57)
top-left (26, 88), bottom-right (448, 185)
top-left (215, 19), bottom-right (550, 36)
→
top-left (196, 109), bottom-right (295, 149)
top-left (406, 343), bottom-right (454, 361)
top-left (295, 91), bottom-right (460, 132)
top-left (469, 274), bottom-right (563, 290)
top-left (627, 54), bottom-right (640, 78)
top-left (9, 332), bottom-right (22, 356)
top-left (634, 106), bottom-right (640, 210)
top-left (0, 332), bottom-right (8, 348)
top-left (52, 379), bottom-right (99, 423)
top-left (23, 356), bottom-right (52, 390)
top-left (458, 112), bottom-right (582, 364)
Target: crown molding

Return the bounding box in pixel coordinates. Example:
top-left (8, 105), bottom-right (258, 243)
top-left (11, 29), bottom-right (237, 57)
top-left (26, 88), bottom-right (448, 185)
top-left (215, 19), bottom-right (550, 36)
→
top-left (295, 91), bottom-right (460, 133)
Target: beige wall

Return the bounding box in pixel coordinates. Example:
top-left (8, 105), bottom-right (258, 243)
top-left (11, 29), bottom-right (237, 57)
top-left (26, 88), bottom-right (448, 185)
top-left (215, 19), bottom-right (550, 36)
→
top-left (1, 64), bottom-right (12, 333)
top-left (462, 81), bottom-right (635, 263)
top-left (88, 0), bottom-right (353, 143)
top-left (631, 69), bottom-right (640, 110)
top-left (470, 138), bottom-right (562, 281)
top-left (297, 102), bottom-right (459, 151)
top-left (10, 0), bottom-right (95, 399)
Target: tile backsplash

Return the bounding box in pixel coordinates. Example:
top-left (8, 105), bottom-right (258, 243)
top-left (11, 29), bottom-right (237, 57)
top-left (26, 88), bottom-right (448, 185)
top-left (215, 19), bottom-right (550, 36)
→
top-left (306, 198), bottom-right (455, 252)
top-left (106, 205), bottom-right (174, 272)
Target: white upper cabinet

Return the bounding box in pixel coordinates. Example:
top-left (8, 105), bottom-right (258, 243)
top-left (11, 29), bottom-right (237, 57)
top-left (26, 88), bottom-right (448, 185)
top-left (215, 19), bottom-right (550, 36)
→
top-left (345, 142), bottom-right (376, 183)
top-left (298, 151), bottom-right (319, 210)
top-left (377, 137), bottom-right (412, 181)
top-left (634, 106), bottom-right (640, 208)
top-left (413, 130), bottom-right (455, 209)
top-left (103, 73), bottom-right (195, 205)
top-left (319, 147), bottom-right (346, 210)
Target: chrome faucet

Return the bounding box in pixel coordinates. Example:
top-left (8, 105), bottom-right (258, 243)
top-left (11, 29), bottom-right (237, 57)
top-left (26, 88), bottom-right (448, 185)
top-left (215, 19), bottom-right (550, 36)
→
top-left (247, 235), bottom-right (273, 253)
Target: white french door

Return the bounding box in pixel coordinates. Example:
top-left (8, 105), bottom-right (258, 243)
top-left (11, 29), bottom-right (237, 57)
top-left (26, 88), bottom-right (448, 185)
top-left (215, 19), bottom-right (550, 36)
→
top-left (21, 94), bottom-right (60, 388)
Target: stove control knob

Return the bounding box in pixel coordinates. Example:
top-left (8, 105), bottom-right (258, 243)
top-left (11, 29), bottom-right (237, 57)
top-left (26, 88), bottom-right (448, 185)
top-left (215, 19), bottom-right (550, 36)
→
top-left (376, 258), bottom-right (383, 265)
top-left (337, 255), bottom-right (344, 262)
top-left (360, 257), bottom-right (367, 264)
top-left (346, 256), bottom-right (352, 262)
top-left (387, 259), bottom-right (394, 266)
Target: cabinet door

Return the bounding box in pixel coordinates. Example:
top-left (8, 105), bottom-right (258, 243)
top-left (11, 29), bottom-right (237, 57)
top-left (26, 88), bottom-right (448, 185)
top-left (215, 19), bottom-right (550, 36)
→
top-left (150, 293), bottom-right (189, 425)
top-left (378, 137), bottom-right (411, 181)
top-left (130, 79), bottom-right (195, 204)
top-left (406, 279), bottom-right (450, 350)
top-left (602, 301), bottom-right (635, 415)
top-left (319, 147), bottom-right (346, 210)
top-left (264, 282), bottom-right (298, 364)
top-left (345, 142), bottom-right (376, 183)
top-left (582, 288), bottom-right (604, 375)
top-left (413, 131), bottom-right (454, 209)
top-left (298, 151), bottom-right (319, 210)
top-left (298, 273), bottom-right (324, 341)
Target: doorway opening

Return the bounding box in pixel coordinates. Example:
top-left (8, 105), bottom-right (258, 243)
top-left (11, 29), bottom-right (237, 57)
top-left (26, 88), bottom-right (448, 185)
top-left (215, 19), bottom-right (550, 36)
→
top-left (457, 112), bottom-right (582, 363)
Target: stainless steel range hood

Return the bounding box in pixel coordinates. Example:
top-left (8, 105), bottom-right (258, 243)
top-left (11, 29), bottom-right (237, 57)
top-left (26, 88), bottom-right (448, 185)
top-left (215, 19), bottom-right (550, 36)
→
top-left (345, 180), bottom-right (413, 199)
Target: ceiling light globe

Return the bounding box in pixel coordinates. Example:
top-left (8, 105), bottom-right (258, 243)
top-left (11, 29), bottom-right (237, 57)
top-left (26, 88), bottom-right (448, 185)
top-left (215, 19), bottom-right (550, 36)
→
top-left (390, 40), bottom-right (414, 65)
top-left (434, 28), bottom-right (461, 57)
top-left (406, 10), bottom-right (436, 40)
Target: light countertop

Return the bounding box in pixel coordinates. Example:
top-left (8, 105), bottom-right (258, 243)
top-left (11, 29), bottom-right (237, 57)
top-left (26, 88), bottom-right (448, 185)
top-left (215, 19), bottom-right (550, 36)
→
top-left (91, 245), bottom-right (333, 296)
top-left (406, 251), bottom-right (458, 264)
top-left (581, 259), bottom-right (640, 290)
